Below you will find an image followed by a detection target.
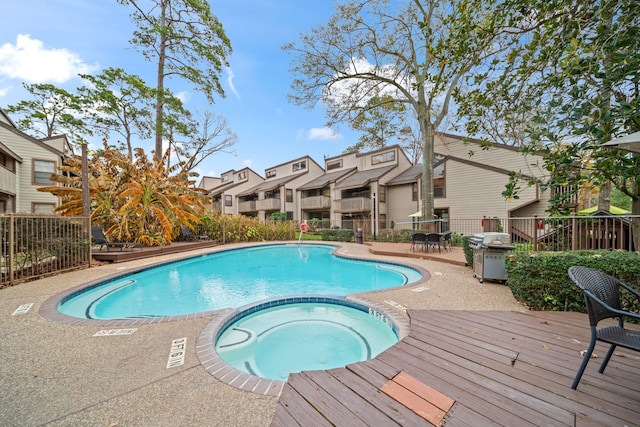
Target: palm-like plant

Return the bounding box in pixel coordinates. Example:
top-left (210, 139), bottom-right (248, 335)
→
top-left (39, 143), bottom-right (207, 245)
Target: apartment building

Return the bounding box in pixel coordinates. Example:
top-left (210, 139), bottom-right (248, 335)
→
top-left (0, 109), bottom-right (72, 214)
top-left (208, 167), bottom-right (264, 215)
top-left (236, 156), bottom-right (324, 220)
top-left (205, 135), bottom-right (550, 232)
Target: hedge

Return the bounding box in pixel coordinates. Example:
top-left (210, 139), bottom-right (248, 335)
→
top-left (505, 250), bottom-right (640, 313)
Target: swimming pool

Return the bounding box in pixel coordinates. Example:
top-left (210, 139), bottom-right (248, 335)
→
top-left (57, 244), bottom-right (422, 320)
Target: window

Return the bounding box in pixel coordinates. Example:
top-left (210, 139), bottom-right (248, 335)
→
top-left (412, 183), bottom-right (418, 201)
top-left (32, 203), bottom-right (55, 214)
top-left (266, 170), bottom-right (276, 178)
top-left (286, 189), bottom-right (293, 203)
top-left (371, 150), bottom-right (395, 165)
top-left (225, 195), bottom-right (233, 207)
top-left (292, 161), bottom-right (306, 172)
top-left (237, 171), bottom-right (247, 180)
top-left (33, 159), bottom-right (56, 185)
top-left (326, 160), bottom-right (342, 170)
top-left (221, 174), bottom-right (229, 182)
top-left (379, 186), bottom-right (386, 203)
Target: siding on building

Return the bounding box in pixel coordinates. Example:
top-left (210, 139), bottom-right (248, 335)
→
top-left (0, 119), bottom-right (66, 214)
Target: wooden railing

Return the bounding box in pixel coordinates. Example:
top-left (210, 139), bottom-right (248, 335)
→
top-left (333, 197), bottom-right (372, 213)
top-left (301, 196), bottom-right (331, 210)
top-left (386, 215), bottom-right (639, 252)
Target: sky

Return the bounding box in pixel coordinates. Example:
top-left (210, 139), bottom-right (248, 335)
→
top-left (0, 0), bottom-right (362, 179)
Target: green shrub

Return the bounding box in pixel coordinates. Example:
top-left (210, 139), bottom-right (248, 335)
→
top-left (462, 235), bottom-right (473, 266)
top-left (320, 228), bottom-right (354, 242)
top-left (505, 250), bottom-right (640, 313)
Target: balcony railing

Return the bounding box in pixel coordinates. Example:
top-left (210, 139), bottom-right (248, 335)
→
top-left (238, 200), bottom-right (257, 212)
top-left (257, 198), bottom-right (281, 211)
top-left (301, 196), bottom-right (331, 210)
top-left (333, 197), bottom-right (372, 213)
top-left (0, 167), bottom-right (16, 193)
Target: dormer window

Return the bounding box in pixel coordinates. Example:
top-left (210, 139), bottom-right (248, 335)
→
top-left (221, 174), bottom-right (229, 182)
top-left (237, 171), bottom-right (247, 180)
top-left (371, 150), bottom-right (395, 165)
top-left (292, 161), bottom-right (306, 172)
top-left (266, 170), bottom-right (276, 178)
top-left (326, 160), bottom-right (342, 170)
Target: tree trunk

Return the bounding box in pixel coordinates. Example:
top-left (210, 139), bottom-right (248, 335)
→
top-left (154, 0), bottom-right (168, 164)
top-left (418, 107), bottom-right (435, 228)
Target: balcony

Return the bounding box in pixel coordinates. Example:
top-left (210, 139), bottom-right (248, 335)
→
top-left (333, 197), bottom-right (372, 213)
top-left (238, 200), bottom-right (257, 213)
top-left (0, 167), bottom-right (16, 193)
top-left (257, 198), bottom-right (281, 211)
top-left (301, 196), bottom-right (331, 210)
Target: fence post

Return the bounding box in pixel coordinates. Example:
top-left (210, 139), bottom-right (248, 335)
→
top-left (8, 215), bottom-right (14, 284)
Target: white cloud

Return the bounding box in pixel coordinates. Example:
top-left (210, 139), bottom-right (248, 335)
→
top-left (308, 127), bottom-right (341, 141)
top-left (226, 66), bottom-right (240, 100)
top-left (175, 91), bottom-right (191, 104)
top-left (0, 34), bottom-right (98, 84)
top-left (243, 159), bottom-right (253, 168)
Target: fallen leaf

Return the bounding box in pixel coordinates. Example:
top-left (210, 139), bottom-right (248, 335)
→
top-left (543, 344), bottom-right (550, 350)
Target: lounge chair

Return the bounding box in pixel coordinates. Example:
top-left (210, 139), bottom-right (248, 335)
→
top-left (91, 226), bottom-right (141, 252)
top-left (180, 226), bottom-right (209, 241)
top-left (567, 266), bottom-right (640, 389)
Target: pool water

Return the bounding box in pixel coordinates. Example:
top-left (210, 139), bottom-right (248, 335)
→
top-left (215, 301), bottom-right (398, 381)
top-left (59, 244), bottom-right (422, 319)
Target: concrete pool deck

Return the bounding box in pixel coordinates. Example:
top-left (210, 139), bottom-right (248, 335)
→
top-left (0, 242), bottom-right (525, 426)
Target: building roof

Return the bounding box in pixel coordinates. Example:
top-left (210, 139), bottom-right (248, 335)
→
top-left (237, 174), bottom-right (298, 196)
top-left (334, 165), bottom-right (396, 190)
top-left (297, 168), bottom-right (357, 191)
top-left (386, 164), bottom-right (422, 186)
top-left (0, 140), bottom-right (23, 162)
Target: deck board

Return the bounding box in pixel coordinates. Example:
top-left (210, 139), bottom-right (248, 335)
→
top-left (272, 310), bottom-right (640, 426)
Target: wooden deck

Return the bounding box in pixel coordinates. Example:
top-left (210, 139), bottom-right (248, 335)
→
top-left (272, 310), bottom-right (640, 426)
top-left (91, 240), bottom-right (218, 263)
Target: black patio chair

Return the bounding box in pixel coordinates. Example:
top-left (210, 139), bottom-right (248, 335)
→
top-left (425, 232), bottom-right (441, 253)
top-left (410, 232), bottom-right (427, 252)
top-left (180, 226), bottom-right (209, 241)
top-left (567, 266), bottom-right (640, 389)
top-left (91, 226), bottom-right (141, 252)
top-left (439, 231), bottom-right (453, 252)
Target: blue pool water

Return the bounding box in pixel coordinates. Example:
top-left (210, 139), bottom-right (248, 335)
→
top-left (59, 244), bottom-right (422, 319)
top-left (215, 299), bottom-right (399, 381)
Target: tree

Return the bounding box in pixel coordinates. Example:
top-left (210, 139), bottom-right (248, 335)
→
top-left (461, 0), bottom-right (640, 247)
top-left (118, 0), bottom-right (232, 162)
top-left (284, 0), bottom-right (517, 222)
top-left (38, 143), bottom-right (207, 245)
top-left (344, 95), bottom-right (408, 154)
top-left (169, 110), bottom-right (238, 171)
top-left (5, 83), bottom-right (89, 144)
top-left (78, 67), bottom-right (155, 161)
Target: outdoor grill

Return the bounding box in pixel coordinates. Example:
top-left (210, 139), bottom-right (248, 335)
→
top-left (468, 232), bottom-right (515, 283)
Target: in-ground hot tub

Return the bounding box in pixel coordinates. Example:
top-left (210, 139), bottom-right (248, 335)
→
top-left (197, 296), bottom-right (409, 392)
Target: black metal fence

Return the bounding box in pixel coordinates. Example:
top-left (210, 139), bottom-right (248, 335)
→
top-left (1, 215), bottom-right (91, 287)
